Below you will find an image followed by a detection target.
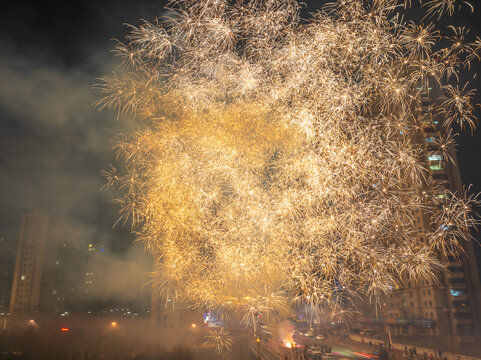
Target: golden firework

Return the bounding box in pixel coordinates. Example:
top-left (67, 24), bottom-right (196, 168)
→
top-left (97, 0), bottom-right (480, 326)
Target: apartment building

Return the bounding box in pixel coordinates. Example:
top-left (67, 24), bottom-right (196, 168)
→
top-left (375, 86), bottom-right (481, 353)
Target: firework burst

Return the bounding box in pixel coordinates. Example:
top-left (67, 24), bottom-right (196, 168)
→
top-left (204, 327), bottom-right (233, 354)
top-left (97, 0), bottom-right (480, 328)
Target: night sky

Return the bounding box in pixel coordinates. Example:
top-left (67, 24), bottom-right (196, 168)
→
top-left (0, 0), bottom-right (170, 252)
top-left (1, 0), bottom-right (481, 258)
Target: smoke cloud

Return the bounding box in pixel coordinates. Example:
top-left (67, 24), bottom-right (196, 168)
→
top-left (0, 42), bottom-right (151, 307)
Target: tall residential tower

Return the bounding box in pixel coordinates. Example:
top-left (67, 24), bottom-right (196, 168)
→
top-left (9, 213), bottom-right (59, 316)
top-left (358, 86), bottom-right (481, 355)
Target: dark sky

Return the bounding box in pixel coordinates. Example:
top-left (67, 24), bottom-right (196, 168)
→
top-left (0, 0), bottom-right (169, 306)
top-left (0, 0), bottom-right (170, 251)
top-left (0, 0), bottom-right (481, 256)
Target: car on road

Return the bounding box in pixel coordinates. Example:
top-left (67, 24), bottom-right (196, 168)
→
top-left (323, 353), bottom-right (337, 360)
top-left (305, 329), bottom-right (315, 337)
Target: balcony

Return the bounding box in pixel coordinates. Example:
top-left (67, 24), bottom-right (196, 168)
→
top-left (456, 335), bottom-right (475, 343)
top-left (453, 317), bottom-right (472, 325)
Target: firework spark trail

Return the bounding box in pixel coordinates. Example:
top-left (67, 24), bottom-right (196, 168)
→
top-left (97, 0), bottom-right (481, 326)
top-left (203, 327), bottom-right (233, 354)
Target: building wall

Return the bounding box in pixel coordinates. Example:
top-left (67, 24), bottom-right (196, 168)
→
top-left (9, 213), bottom-right (94, 319)
top-left (378, 86), bottom-right (481, 353)
top-left (0, 237), bottom-right (15, 315)
top-left (9, 213), bottom-right (53, 316)
top-left (150, 289), bottom-right (205, 348)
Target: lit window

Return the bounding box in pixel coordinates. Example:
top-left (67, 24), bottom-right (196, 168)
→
top-left (427, 155), bottom-right (443, 161)
top-left (20, 275), bottom-right (25, 280)
top-left (450, 289), bottom-right (466, 297)
top-left (429, 163), bottom-right (445, 171)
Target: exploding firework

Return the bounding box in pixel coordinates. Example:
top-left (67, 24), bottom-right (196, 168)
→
top-left (203, 327), bottom-right (233, 354)
top-left (97, 0), bottom-right (480, 324)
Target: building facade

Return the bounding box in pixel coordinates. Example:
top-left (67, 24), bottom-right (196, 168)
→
top-left (8, 213), bottom-right (89, 317)
top-left (359, 86), bottom-right (481, 355)
top-left (150, 289), bottom-right (204, 348)
top-left (0, 236), bottom-right (15, 315)
top-left (9, 213), bottom-right (58, 316)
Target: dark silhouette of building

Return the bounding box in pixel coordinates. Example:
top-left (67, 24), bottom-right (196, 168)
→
top-left (9, 213), bottom-right (88, 317)
top-left (0, 237), bottom-right (15, 316)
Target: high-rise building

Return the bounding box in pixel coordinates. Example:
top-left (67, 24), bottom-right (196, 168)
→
top-left (0, 236), bottom-right (15, 315)
top-left (9, 213), bottom-right (58, 316)
top-left (8, 213), bottom-right (88, 317)
top-left (358, 86), bottom-right (481, 355)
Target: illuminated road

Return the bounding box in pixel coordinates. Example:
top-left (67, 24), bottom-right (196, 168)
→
top-left (284, 335), bottom-right (385, 360)
top-left (327, 341), bottom-right (380, 359)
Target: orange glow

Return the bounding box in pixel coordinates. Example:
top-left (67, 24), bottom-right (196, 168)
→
top-left (191, 323), bottom-right (197, 327)
top-left (256, 338), bottom-right (260, 342)
top-left (111, 322), bottom-right (117, 327)
top-left (354, 352), bottom-right (378, 359)
top-left (61, 328), bottom-right (69, 332)
top-left (282, 330), bottom-right (295, 349)
top-left (97, 0), bottom-right (480, 323)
